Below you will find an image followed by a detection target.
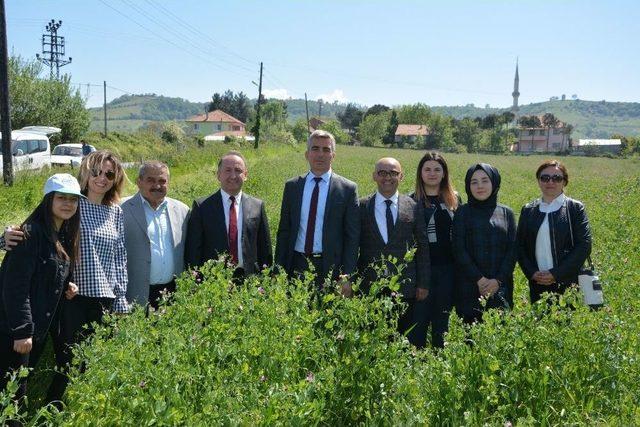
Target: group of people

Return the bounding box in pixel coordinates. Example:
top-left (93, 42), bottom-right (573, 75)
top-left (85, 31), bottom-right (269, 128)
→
top-left (0, 129), bottom-right (592, 408)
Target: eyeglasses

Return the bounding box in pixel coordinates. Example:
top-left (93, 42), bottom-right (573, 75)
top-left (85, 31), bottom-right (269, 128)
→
top-left (539, 174), bottom-right (564, 183)
top-left (377, 170), bottom-right (401, 178)
top-left (90, 168), bottom-right (116, 181)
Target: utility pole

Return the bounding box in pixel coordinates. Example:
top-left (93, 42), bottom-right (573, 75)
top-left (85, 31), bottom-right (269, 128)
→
top-left (304, 93), bottom-right (310, 136)
top-left (0, 0), bottom-right (13, 185)
top-left (318, 99), bottom-right (322, 117)
top-left (253, 62), bottom-right (263, 149)
top-left (103, 81), bottom-right (107, 137)
top-left (36, 19), bottom-right (72, 80)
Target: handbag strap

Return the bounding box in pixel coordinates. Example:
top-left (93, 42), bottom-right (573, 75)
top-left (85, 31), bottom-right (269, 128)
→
top-left (566, 199), bottom-right (594, 269)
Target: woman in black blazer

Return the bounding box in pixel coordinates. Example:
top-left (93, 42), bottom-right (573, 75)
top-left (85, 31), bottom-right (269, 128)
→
top-left (0, 174), bottom-right (81, 406)
top-left (452, 163), bottom-right (517, 324)
top-left (517, 160), bottom-right (592, 303)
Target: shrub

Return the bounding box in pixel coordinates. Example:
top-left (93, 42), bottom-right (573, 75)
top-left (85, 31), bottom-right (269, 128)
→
top-left (160, 122), bottom-right (185, 145)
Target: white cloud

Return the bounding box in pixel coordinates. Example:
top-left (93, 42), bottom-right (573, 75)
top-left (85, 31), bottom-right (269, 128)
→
top-left (262, 88), bottom-right (291, 99)
top-left (316, 89), bottom-right (347, 104)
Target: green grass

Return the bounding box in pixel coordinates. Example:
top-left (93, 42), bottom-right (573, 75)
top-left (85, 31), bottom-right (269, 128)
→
top-left (1, 136), bottom-right (639, 424)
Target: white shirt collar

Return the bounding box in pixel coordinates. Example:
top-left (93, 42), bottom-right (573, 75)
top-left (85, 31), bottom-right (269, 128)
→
top-left (307, 169), bottom-right (332, 183)
top-left (539, 192), bottom-right (566, 213)
top-left (221, 189), bottom-right (242, 204)
top-left (375, 191), bottom-right (399, 206)
top-left (141, 194), bottom-right (167, 212)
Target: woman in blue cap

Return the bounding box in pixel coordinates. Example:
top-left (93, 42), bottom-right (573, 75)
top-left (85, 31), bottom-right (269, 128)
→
top-left (0, 173), bottom-right (81, 406)
top-left (452, 163), bottom-right (517, 324)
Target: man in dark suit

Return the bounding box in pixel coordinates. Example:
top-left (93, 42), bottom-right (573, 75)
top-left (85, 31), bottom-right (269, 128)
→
top-left (357, 157), bottom-right (430, 338)
top-left (185, 151), bottom-right (272, 277)
top-left (275, 130), bottom-right (360, 294)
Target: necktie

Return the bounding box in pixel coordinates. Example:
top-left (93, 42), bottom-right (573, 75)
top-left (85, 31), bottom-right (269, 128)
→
top-left (385, 199), bottom-right (395, 243)
top-left (228, 196), bottom-right (238, 265)
top-left (304, 177), bottom-right (323, 255)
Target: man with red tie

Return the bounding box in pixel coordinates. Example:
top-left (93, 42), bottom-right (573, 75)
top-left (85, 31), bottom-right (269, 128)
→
top-left (185, 151), bottom-right (272, 278)
top-left (275, 130), bottom-right (360, 294)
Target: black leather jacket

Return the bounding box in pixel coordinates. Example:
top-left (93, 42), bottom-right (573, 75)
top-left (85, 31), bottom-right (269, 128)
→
top-left (517, 196), bottom-right (592, 301)
top-left (0, 222), bottom-right (71, 342)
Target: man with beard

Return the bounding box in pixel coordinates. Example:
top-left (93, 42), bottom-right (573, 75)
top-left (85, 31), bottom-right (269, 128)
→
top-left (122, 161), bottom-right (190, 309)
top-left (185, 151), bottom-right (272, 279)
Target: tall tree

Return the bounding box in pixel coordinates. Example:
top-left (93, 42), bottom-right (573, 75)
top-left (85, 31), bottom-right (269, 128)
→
top-left (364, 104), bottom-right (389, 118)
top-left (384, 110), bottom-right (399, 146)
top-left (357, 111), bottom-right (390, 147)
top-left (337, 103), bottom-right (363, 133)
top-left (542, 113), bottom-right (559, 151)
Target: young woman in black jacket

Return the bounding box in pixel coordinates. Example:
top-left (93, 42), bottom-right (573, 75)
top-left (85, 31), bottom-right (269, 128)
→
top-left (411, 152), bottom-right (460, 348)
top-left (0, 174), bottom-right (81, 405)
top-left (516, 160), bottom-right (592, 303)
top-left (452, 163), bottom-right (517, 324)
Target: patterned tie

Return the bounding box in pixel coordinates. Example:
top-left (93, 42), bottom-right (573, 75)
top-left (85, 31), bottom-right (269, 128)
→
top-left (304, 177), bottom-right (323, 255)
top-left (228, 196), bottom-right (239, 265)
top-left (385, 199), bottom-right (395, 243)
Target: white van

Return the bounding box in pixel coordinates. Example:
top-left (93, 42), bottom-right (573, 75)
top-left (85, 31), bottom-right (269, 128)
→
top-left (0, 126), bottom-right (60, 173)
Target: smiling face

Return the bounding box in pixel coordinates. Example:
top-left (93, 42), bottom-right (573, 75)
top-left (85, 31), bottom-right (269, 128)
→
top-left (217, 154), bottom-right (247, 196)
top-left (305, 136), bottom-right (335, 176)
top-left (469, 169), bottom-right (493, 201)
top-left (373, 158), bottom-right (403, 198)
top-left (137, 166), bottom-right (169, 209)
top-left (421, 160), bottom-right (444, 191)
top-left (537, 165), bottom-right (566, 201)
top-left (51, 192), bottom-right (79, 230)
top-left (87, 160), bottom-right (116, 202)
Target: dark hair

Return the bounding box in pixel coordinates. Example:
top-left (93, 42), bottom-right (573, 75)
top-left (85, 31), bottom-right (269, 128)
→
top-left (21, 192), bottom-right (81, 265)
top-left (414, 151), bottom-right (458, 211)
top-left (536, 159), bottom-right (569, 186)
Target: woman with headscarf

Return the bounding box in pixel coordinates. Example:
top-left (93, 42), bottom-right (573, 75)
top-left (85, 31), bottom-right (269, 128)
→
top-left (452, 163), bottom-right (517, 324)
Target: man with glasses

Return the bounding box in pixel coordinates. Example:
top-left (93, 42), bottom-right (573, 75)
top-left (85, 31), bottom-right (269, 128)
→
top-left (121, 161), bottom-right (190, 309)
top-left (275, 130), bottom-right (360, 295)
top-left (357, 157), bottom-right (430, 340)
top-left (185, 151), bottom-right (272, 279)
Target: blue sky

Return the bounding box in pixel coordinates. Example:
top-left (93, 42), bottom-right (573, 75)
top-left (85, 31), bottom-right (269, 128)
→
top-left (6, 0), bottom-right (639, 108)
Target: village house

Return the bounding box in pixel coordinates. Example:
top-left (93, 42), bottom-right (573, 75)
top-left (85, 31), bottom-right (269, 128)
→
top-left (185, 110), bottom-right (253, 141)
top-left (395, 124), bottom-right (430, 145)
top-left (514, 119), bottom-right (570, 153)
top-left (573, 139), bottom-right (622, 155)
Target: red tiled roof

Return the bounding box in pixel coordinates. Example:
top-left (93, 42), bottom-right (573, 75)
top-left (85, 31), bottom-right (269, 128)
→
top-left (395, 124), bottom-right (429, 136)
top-left (186, 109), bottom-right (245, 125)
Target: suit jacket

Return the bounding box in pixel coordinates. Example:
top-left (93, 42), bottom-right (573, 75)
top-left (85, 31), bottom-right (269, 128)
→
top-left (275, 172), bottom-right (360, 278)
top-left (184, 190), bottom-right (272, 274)
top-left (122, 193), bottom-right (190, 306)
top-left (357, 193), bottom-right (430, 299)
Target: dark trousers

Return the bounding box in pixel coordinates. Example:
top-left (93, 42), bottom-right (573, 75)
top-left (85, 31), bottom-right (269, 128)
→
top-left (292, 252), bottom-right (326, 290)
top-left (0, 310), bottom-right (67, 406)
top-left (413, 263), bottom-right (455, 348)
top-left (148, 280), bottom-right (177, 310)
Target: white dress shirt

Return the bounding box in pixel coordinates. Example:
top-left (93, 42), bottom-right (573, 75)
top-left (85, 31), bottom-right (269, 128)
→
top-left (294, 170), bottom-right (332, 254)
top-left (374, 191), bottom-right (399, 244)
top-left (142, 198), bottom-right (175, 285)
top-left (221, 189), bottom-right (244, 268)
top-left (535, 193), bottom-right (566, 271)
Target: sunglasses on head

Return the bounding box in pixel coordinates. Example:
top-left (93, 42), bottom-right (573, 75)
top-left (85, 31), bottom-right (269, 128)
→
top-left (377, 170), bottom-right (401, 178)
top-left (539, 174), bottom-right (564, 183)
top-left (90, 168), bottom-right (116, 181)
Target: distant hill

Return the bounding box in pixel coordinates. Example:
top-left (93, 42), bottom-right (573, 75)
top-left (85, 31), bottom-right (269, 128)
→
top-left (89, 95), bottom-right (640, 138)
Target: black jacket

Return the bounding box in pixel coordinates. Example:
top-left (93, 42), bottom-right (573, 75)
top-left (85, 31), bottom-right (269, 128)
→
top-left (0, 222), bottom-right (71, 342)
top-left (452, 203), bottom-right (517, 316)
top-left (517, 197), bottom-right (592, 302)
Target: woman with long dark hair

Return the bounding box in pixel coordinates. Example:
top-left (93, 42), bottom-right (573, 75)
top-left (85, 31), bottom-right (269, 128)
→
top-left (452, 163), bottom-right (517, 324)
top-left (411, 152), bottom-right (459, 348)
top-left (0, 174), bottom-right (81, 404)
top-left (517, 160), bottom-right (591, 303)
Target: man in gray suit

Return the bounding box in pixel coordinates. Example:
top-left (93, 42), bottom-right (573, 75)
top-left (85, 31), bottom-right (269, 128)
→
top-left (122, 161), bottom-right (190, 308)
top-left (275, 130), bottom-right (360, 294)
top-left (185, 151), bottom-right (272, 277)
top-left (357, 157), bottom-right (430, 337)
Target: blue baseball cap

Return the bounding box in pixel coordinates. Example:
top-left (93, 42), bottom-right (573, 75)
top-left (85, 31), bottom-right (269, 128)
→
top-left (43, 173), bottom-right (85, 198)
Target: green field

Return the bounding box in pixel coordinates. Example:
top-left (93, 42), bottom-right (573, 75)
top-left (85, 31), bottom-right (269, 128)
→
top-left (1, 138), bottom-right (639, 424)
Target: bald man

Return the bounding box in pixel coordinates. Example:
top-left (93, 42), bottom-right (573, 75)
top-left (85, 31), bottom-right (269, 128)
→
top-left (357, 157), bottom-right (430, 340)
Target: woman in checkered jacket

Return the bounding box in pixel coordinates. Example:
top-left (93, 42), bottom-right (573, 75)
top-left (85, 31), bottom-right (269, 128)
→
top-left (452, 163), bottom-right (517, 325)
